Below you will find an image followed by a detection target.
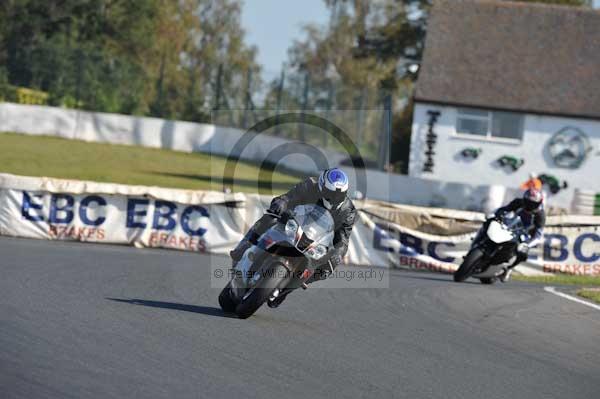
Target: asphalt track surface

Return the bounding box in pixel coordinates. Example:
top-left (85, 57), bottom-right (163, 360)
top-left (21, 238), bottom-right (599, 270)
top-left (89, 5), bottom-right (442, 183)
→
top-left (1, 236), bottom-right (600, 399)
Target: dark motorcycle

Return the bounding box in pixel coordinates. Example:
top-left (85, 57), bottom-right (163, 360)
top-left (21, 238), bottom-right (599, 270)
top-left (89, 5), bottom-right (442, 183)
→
top-left (219, 204), bottom-right (335, 319)
top-left (454, 213), bottom-right (530, 284)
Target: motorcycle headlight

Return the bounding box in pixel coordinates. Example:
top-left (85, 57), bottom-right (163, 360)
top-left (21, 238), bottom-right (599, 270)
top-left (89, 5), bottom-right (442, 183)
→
top-left (306, 244), bottom-right (327, 260)
top-left (285, 219), bottom-right (298, 239)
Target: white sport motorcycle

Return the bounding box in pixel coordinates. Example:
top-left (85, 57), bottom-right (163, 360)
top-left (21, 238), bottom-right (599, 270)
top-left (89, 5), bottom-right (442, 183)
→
top-left (454, 213), bottom-right (530, 284)
top-left (219, 204), bottom-right (335, 319)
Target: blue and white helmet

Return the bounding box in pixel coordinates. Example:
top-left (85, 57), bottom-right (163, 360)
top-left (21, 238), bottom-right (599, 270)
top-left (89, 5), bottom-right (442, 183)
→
top-left (318, 168), bottom-right (349, 210)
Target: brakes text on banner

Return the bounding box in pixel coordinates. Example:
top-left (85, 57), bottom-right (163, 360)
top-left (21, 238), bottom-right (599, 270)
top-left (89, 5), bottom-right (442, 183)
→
top-left (2, 189), bottom-right (246, 253)
top-left (354, 214), bottom-right (600, 276)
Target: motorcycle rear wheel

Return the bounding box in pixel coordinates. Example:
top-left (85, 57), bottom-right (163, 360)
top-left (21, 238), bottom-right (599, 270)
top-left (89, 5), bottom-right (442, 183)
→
top-left (479, 277), bottom-right (496, 285)
top-left (454, 248), bottom-right (484, 282)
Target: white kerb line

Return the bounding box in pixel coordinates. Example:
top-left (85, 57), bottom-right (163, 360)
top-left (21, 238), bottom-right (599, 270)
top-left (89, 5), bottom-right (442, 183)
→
top-left (544, 286), bottom-right (600, 311)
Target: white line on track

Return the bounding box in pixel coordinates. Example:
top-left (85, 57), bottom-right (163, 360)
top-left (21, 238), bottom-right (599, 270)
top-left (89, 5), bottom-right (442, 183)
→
top-left (544, 286), bottom-right (600, 311)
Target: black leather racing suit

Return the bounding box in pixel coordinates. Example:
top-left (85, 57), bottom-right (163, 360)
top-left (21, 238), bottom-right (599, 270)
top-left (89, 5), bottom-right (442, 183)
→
top-left (494, 198), bottom-right (546, 268)
top-left (243, 177), bottom-right (357, 279)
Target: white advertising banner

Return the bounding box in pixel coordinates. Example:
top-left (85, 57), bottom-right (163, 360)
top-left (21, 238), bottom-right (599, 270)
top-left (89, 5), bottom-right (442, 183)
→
top-left (0, 187), bottom-right (265, 254)
top-left (1, 174), bottom-right (599, 276)
top-left (349, 211), bottom-right (600, 276)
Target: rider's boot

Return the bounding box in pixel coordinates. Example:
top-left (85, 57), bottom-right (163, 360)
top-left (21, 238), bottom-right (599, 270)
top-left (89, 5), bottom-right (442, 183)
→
top-left (499, 268), bottom-right (513, 283)
top-left (501, 251), bottom-right (526, 283)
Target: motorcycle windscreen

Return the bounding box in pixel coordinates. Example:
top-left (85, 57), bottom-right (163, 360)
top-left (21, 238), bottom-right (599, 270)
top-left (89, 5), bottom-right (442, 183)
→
top-left (503, 213), bottom-right (525, 230)
top-left (486, 221), bottom-right (514, 244)
top-left (292, 204), bottom-right (335, 248)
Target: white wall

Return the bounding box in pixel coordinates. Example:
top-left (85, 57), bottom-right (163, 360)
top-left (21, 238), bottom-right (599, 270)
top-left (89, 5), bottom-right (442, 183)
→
top-left (0, 102), bottom-right (515, 211)
top-left (0, 103), bottom-right (348, 175)
top-left (345, 169), bottom-right (509, 213)
top-left (409, 102), bottom-right (600, 211)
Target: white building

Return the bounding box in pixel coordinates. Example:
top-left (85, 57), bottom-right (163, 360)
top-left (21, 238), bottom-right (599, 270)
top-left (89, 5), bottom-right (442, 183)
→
top-left (409, 0), bottom-right (600, 213)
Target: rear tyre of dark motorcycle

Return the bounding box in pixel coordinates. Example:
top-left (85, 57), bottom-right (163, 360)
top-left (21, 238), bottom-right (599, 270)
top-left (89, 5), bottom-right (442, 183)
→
top-left (479, 277), bottom-right (496, 285)
top-left (454, 248), bottom-right (484, 282)
top-left (235, 262), bottom-right (290, 319)
top-left (218, 282), bottom-right (236, 313)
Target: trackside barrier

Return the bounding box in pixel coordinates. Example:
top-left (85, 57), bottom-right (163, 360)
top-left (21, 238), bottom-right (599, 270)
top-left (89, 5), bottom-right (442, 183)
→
top-left (571, 189), bottom-right (600, 216)
top-left (2, 173), bottom-right (600, 276)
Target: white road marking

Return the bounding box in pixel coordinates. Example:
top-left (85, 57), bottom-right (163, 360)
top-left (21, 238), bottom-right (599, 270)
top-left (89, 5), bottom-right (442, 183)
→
top-left (544, 286), bottom-right (600, 311)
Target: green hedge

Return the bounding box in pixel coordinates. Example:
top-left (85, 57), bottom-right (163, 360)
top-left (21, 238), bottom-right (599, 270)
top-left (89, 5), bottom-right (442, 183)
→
top-left (0, 84), bottom-right (49, 105)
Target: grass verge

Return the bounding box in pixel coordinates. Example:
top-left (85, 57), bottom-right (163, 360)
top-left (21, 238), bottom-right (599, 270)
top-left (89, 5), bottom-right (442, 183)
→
top-left (577, 289), bottom-right (600, 304)
top-left (513, 274), bottom-right (600, 287)
top-left (0, 132), bottom-right (300, 194)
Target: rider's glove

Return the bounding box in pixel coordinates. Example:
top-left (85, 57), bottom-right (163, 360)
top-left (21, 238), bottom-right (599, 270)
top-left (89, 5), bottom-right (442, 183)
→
top-left (268, 197), bottom-right (287, 216)
top-left (517, 243), bottom-right (529, 255)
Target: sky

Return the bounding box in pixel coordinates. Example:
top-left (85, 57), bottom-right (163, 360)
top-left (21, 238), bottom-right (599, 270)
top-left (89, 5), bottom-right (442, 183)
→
top-left (241, 0), bottom-right (329, 77)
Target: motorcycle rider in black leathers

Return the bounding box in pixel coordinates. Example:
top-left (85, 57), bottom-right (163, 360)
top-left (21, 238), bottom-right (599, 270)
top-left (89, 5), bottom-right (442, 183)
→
top-left (229, 168), bottom-right (356, 308)
top-left (494, 188), bottom-right (546, 282)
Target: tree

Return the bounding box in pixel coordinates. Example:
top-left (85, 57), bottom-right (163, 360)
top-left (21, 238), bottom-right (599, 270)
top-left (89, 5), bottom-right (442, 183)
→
top-left (0, 0), bottom-right (260, 122)
top-left (0, 0), bottom-right (162, 112)
top-left (181, 0), bottom-right (260, 122)
top-left (277, 0), bottom-right (428, 165)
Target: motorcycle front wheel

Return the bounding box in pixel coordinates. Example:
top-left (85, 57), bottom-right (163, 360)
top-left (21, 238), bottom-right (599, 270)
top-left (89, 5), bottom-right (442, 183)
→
top-left (218, 282), bottom-right (237, 313)
top-left (454, 248), bottom-right (484, 282)
top-left (235, 262), bottom-right (291, 319)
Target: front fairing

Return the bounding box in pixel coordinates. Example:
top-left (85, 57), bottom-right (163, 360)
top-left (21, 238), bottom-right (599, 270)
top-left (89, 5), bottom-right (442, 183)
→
top-left (292, 204), bottom-right (335, 262)
top-left (486, 221), bottom-right (514, 244)
top-left (229, 204), bottom-right (335, 300)
top-left (230, 225), bottom-right (303, 300)
top-left (472, 214), bottom-right (523, 269)
top-left (294, 205), bottom-right (335, 246)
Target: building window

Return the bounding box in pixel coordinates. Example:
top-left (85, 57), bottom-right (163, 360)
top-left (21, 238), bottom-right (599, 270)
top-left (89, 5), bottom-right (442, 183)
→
top-left (456, 108), bottom-right (524, 141)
